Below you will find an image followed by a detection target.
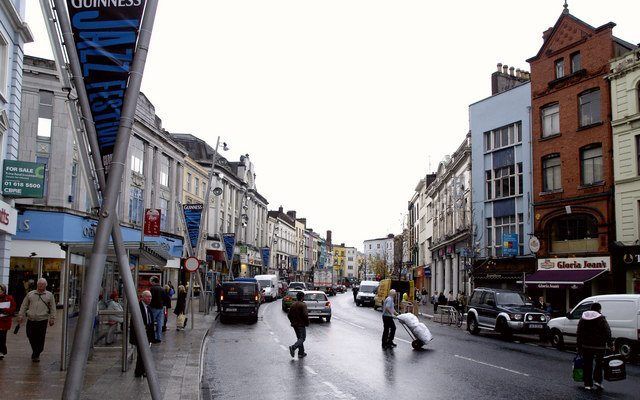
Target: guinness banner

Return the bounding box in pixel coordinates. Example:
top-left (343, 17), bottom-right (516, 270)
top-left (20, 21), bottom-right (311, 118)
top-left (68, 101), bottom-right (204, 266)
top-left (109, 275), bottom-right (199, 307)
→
top-left (182, 203), bottom-right (203, 250)
top-left (66, 0), bottom-right (146, 171)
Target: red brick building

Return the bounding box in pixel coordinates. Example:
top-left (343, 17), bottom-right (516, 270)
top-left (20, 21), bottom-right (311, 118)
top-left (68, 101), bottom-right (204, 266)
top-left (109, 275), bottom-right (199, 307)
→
top-left (525, 6), bottom-right (636, 311)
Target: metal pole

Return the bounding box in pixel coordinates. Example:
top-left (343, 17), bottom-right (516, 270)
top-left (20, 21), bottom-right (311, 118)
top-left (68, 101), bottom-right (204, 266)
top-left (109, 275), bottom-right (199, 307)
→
top-left (60, 246), bottom-right (70, 370)
top-left (56, 1), bottom-right (161, 398)
top-left (189, 272), bottom-right (194, 329)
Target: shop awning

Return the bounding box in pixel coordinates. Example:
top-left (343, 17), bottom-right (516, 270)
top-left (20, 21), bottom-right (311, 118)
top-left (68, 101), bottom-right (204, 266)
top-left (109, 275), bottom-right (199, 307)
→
top-left (66, 241), bottom-right (173, 267)
top-left (519, 269), bottom-right (608, 289)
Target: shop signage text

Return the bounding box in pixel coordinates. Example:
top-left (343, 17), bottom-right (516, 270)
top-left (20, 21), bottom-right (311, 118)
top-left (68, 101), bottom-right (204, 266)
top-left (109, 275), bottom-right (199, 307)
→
top-left (0, 199), bottom-right (17, 235)
top-left (2, 160), bottom-right (46, 198)
top-left (538, 256), bottom-right (611, 271)
top-left (143, 208), bottom-right (161, 236)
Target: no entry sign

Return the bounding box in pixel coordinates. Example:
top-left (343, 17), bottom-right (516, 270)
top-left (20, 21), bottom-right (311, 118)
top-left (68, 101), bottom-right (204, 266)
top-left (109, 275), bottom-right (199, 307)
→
top-left (184, 257), bottom-right (199, 272)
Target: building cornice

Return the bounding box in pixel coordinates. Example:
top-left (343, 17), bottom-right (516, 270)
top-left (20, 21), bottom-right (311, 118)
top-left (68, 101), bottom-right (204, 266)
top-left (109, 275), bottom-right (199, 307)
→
top-left (0, 1), bottom-right (33, 43)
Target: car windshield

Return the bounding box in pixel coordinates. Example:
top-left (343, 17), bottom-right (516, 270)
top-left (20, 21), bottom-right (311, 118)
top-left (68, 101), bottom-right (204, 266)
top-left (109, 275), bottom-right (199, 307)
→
top-left (290, 283), bottom-right (304, 289)
top-left (304, 293), bottom-right (327, 302)
top-left (496, 292), bottom-right (526, 306)
top-left (258, 280), bottom-right (271, 288)
top-left (285, 290), bottom-right (300, 297)
top-left (359, 285), bottom-right (377, 293)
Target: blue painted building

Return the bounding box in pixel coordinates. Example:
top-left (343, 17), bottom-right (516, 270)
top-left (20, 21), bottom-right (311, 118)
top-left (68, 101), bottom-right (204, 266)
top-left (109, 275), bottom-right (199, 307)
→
top-left (469, 66), bottom-right (536, 289)
top-left (0, 0), bottom-right (32, 286)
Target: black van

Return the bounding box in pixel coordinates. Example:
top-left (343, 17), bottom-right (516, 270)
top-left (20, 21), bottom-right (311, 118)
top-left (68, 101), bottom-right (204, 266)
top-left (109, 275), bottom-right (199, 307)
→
top-left (220, 280), bottom-right (261, 324)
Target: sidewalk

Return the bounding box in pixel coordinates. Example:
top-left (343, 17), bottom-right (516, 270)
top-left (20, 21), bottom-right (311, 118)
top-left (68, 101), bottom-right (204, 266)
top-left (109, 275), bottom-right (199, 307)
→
top-left (0, 299), bottom-right (215, 399)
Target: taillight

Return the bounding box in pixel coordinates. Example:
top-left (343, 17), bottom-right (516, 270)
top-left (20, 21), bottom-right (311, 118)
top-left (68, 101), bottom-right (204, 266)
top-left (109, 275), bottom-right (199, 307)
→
top-left (220, 294), bottom-right (224, 301)
top-left (284, 296), bottom-right (291, 301)
top-left (325, 302), bottom-right (331, 308)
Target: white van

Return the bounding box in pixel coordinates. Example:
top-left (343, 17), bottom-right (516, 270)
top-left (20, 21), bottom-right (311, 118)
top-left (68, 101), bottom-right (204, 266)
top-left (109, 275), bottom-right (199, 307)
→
top-left (355, 280), bottom-right (380, 307)
top-left (547, 294), bottom-right (640, 359)
top-left (254, 275), bottom-right (279, 301)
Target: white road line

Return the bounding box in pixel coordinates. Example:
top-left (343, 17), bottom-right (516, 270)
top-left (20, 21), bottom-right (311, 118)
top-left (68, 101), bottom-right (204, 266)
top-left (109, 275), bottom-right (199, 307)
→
top-left (304, 366), bottom-right (317, 375)
top-left (454, 355), bottom-right (530, 377)
top-left (273, 338), bottom-right (280, 343)
top-left (332, 316), bottom-right (365, 330)
top-left (395, 338), bottom-right (411, 344)
top-left (279, 345), bottom-right (288, 351)
top-left (322, 381), bottom-right (356, 399)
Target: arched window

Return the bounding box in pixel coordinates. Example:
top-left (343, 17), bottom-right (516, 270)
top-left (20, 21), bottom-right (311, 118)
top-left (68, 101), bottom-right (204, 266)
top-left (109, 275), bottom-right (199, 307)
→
top-left (548, 214), bottom-right (599, 254)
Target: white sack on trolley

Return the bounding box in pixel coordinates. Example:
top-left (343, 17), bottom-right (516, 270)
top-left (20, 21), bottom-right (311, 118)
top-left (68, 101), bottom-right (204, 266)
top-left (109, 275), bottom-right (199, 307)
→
top-left (397, 313), bottom-right (420, 329)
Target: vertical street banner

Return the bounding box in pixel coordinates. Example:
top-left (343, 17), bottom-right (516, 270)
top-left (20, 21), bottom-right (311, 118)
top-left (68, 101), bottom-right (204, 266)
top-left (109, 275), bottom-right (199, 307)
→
top-left (291, 256), bottom-right (298, 271)
top-left (223, 233), bottom-right (236, 263)
top-left (260, 247), bottom-right (270, 269)
top-left (143, 208), bottom-right (161, 236)
top-left (182, 203), bottom-right (203, 250)
top-left (66, 0), bottom-right (146, 172)
top-left (502, 233), bottom-right (519, 257)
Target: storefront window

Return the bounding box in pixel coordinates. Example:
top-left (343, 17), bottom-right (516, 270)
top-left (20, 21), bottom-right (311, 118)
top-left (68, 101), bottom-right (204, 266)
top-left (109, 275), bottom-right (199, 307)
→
top-left (549, 214), bottom-right (599, 254)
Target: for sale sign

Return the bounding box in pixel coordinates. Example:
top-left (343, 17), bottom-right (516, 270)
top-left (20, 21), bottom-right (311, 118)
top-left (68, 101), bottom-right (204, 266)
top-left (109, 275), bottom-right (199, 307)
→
top-left (2, 160), bottom-right (46, 198)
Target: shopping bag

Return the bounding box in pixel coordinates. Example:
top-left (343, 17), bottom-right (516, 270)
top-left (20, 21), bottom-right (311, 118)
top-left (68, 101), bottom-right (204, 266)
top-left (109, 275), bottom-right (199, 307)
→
top-left (177, 313), bottom-right (186, 328)
top-left (603, 354), bottom-right (626, 382)
top-left (572, 355), bottom-right (584, 382)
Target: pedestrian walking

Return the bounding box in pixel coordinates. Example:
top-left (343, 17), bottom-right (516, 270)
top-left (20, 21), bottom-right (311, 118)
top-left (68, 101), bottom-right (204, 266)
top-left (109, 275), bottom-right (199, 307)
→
top-left (287, 291), bottom-right (309, 358)
top-left (162, 285), bottom-right (172, 332)
top-left (0, 283), bottom-right (17, 360)
top-left (130, 290), bottom-right (155, 378)
top-left (447, 290), bottom-right (455, 306)
top-left (352, 285), bottom-right (359, 302)
top-left (457, 291), bottom-right (466, 312)
top-left (17, 278), bottom-right (56, 362)
top-left (104, 291), bottom-right (123, 345)
top-left (382, 289), bottom-right (398, 349)
top-left (437, 291), bottom-right (447, 310)
top-left (167, 281), bottom-right (176, 298)
top-left (214, 279), bottom-right (222, 313)
top-left (577, 302), bottom-right (612, 391)
top-left (421, 288), bottom-right (428, 305)
top-left (148, 277), bottom-right (165, 343)
top-left (173, 285), bottom-right (187, 330)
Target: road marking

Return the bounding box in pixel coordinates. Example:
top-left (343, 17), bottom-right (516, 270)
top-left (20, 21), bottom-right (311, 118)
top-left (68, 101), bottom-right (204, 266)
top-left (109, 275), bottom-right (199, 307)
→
top-left (269, 331), bottom-right (274, 335)
top-left (279, 345), bottom-right (288, 351)
top-left (273, 337), bottom-right (280, 343)
top-left (395, 338), bottom-right (411, 344)
top-left (332, 316), bottom-right (365, 330)
top-left (454, 355), bottom-right (530, 377)
top-left (304, 366), bottom-right (317, 375)
top-left (322, 381), bottom-right (356, 399)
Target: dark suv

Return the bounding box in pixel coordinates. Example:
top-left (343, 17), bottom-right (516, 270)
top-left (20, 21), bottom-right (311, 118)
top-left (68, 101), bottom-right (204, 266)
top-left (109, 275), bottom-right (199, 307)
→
top-left (220, 280), bottom-right (260, 324)
top-left (466, 288), bottom-right (548, 339)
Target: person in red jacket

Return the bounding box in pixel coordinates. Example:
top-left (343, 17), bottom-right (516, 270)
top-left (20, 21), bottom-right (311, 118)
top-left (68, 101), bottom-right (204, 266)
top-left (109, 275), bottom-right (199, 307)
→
top-left (0, 283), bottom-right (17, 360)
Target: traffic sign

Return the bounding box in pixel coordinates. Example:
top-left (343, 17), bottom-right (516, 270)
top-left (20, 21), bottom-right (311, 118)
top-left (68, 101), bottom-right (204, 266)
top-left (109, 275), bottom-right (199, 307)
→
top-left (185, 257), bottom-right (200, 272)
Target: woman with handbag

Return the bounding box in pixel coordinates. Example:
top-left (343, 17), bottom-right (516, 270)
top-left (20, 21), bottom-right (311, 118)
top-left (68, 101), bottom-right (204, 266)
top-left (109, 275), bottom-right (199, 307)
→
top-left (0, 283), bottom-right (17, 360)
top-left (173, 285), bottom-right (187, 330)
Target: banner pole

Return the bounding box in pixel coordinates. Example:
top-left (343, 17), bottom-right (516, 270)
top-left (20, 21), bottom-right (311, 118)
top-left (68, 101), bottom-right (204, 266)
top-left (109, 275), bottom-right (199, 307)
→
top-left (55, 1), bottom-right (160, 399)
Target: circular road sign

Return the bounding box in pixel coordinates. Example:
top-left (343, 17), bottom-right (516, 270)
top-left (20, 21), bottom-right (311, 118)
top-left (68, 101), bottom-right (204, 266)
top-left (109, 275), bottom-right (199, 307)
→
top-left (185, 257), bottom-right (200, 272)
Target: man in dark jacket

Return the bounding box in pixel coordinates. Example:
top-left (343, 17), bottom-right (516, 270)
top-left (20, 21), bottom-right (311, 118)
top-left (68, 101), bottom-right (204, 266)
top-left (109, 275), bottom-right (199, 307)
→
top-left (149, 277), bottom-right (165, 343)
top-left (287, 291), bottom-right (309, 358)
top-left (576, 302), bottom-right (612, 391)
top-left (130, 290), bottom-right (155, 378)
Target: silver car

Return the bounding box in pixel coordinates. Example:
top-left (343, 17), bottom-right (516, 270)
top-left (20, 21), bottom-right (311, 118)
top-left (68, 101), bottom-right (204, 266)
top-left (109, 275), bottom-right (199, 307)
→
top-left (303, 290), bottom-right (331, 322)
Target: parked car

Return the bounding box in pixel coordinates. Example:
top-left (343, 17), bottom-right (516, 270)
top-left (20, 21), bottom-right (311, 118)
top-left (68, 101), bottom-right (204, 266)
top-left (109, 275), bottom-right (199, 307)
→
top-left (303, 290), bottom-right (331, 322)
top-left (547, 294), bottom-right (640, 360)
top-left (336, 285), bottom-right (346, 293)
top-left (466, 288), bottom-right (548, 339)
top-left (281, 289), bottom-right (303, 312)
top-left (220, 280), bottom-right (261, 324)
top-left (355, 280), bottom-right (379, 307)
top-left (278, 281), bottom-right (289, 297)
top-left (323, 286), bottom-right (336, 297)
top-left (289, 282), bottom-right (308, 291)
top-left (255, 274), bottom-right (279, 301)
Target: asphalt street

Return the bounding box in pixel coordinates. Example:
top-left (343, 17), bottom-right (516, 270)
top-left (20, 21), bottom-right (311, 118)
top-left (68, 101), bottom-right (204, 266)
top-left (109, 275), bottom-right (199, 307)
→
top-left (201, 292), bottom-right (640, 400)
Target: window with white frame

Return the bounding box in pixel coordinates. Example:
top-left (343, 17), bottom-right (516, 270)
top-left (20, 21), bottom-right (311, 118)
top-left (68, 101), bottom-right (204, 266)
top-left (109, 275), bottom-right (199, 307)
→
top-left (486, 163), bottom-right (523, 200)
top-left (128, 186), bottom-right (144, 224)
top-left (486, 213), bottom-right (524, 257)
top-left (542, 155), bottom-right (562, 191)
top-left (0, 33), bottom-right (8, 98)
top-left (130, 136), bottom-right (144, 174)
top-left (579, 89), bottom-right (601, 127)
top-left (159, 154), bottom-right (170, 187)
top-left (37, 91), bottom-right (54, 139)
top-left (555, 59), bottom-right (564, 79)
top-left (541, 103), bottom-right (560, 137)
top-left (580, 145), bottom-right (603, 185)
top-left (159, 197), bottom-right (169, 230)
top-left (483, 122), bottom-right (522, 152)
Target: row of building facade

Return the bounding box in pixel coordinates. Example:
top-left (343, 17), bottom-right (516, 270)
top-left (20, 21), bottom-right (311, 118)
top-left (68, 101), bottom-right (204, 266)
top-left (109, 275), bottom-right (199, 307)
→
top-left (405, 6), bottom-right (640, 314)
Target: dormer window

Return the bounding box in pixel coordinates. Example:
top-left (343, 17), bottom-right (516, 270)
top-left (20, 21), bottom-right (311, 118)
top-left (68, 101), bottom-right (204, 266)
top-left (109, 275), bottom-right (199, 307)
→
top-left (555, 59), bottom-right (565, 79)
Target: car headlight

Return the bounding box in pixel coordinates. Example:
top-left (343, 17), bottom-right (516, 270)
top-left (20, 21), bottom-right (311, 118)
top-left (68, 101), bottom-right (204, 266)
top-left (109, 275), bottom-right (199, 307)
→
top-left (527, 315), bottom-right (533, 321)
top-left (540, 315), bottom-right (546, 322)
top-left (511, 313), bottom-right (523, 321)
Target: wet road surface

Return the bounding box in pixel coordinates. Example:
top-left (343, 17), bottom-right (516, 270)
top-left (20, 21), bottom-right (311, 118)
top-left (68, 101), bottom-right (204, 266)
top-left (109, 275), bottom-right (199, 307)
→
top-left (201, 292), bottom-right (640, 400)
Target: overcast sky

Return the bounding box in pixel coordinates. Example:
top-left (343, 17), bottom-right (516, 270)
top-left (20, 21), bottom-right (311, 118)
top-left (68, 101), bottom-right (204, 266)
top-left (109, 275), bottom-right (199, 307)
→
top-left (24, 0), bottom-right (640, 251)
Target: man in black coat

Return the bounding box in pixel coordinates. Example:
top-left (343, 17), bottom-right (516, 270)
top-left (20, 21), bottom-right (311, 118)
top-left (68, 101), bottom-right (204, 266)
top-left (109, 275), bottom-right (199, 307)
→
top-left (577, 302), bottom-right (612, 391)
top-left (287, 291), bottom-right (309, 358)
top-left (130, 290), bottom-right (155, 378)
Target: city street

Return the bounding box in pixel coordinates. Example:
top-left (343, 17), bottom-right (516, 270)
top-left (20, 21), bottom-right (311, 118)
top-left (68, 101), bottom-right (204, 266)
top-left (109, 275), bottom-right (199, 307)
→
top-left (201, 292), bottom-right (640, 400)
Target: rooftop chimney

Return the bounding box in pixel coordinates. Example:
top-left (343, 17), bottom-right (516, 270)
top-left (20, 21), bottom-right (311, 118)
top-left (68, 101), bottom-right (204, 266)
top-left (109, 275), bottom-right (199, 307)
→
top-left (491, 62), bottom-right (531, 95)
top-left (278, 206), bottom-right (283, 213)
top-left (326, 230), bottom-right (332, 247)
top-left (286, 210), bottom-right (297, 220)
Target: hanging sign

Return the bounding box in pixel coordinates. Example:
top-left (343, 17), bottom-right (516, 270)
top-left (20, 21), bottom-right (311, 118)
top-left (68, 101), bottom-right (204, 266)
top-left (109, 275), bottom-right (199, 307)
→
top-left (502, 233), bottom-right (519, 257)
top-left (182, 203), bottom-right (203, 250)
top-left (143, 208), bottom-right (161, 236)
top-left (66, 0), bottom-right (146, 172)
top-left (291, 256), bottom-right (299, 271)
top-left (261, 247), bottom-right (271, 269)
top-left (223, 233), bottom-right (236, 263)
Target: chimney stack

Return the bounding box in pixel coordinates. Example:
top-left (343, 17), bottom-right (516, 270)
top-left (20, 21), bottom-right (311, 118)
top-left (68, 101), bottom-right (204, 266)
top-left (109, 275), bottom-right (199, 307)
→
top-left (491, 62), bottom-right (531, 95)
top-left (509, 66), bottom-right (515, 76)
top-left (326, 230), bottom-right (332, 247)
top-left (502, 64), bottom-right (509, 74)
top-left (497, 62), bottom-right (503, 72)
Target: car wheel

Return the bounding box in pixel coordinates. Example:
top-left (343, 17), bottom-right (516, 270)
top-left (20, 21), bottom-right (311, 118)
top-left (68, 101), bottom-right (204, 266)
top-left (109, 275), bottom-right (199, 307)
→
top-left (616, 339), bottom-right (634, 361)
top-left (326, 316), bottom-right (331, 322)
top-left (467, 315), bottom-right (480, 335)
top-left (550, 329), bottom-right (564, 350)
top-left (497, 318), bottom-right (512, 340)
top-left (219, 314), bottom-right (228, 324)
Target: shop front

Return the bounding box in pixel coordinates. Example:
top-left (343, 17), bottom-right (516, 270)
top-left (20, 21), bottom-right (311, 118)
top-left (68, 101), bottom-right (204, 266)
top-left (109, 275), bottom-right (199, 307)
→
top-left (612, 244), bottom-right (640, 294)
top-left (520, 256), bottom-right (611, 316)
top-left (472, 257), bottom-right (536, 292)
